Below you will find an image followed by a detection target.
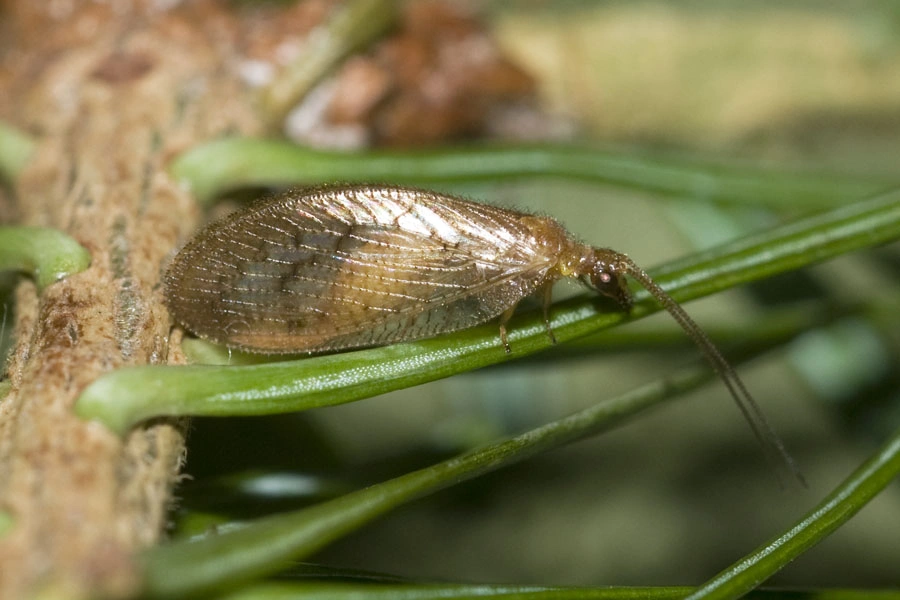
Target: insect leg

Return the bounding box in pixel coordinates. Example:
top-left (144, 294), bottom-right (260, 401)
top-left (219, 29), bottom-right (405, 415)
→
top-left (497, 305), bottom-right (517, 354)
top-left (539, 281), bottom-right (557, 344)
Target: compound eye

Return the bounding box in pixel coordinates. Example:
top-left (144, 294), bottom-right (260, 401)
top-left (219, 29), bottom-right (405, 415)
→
top-left (588, 268), bottom-right (633, 310)
top-left (588, 268), bottom-right (615, 293)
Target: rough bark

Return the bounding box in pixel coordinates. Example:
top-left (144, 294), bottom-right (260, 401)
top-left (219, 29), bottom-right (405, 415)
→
top-left (0, 3), bottom-right (264, 597)
top-left (0, 1), bottom-right (535, 596)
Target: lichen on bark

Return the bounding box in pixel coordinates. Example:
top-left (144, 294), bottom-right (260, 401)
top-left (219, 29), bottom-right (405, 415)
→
top-left (0, 2), bottom-right (264, 597)
top-left (0, 1), bottom-right (536, 596)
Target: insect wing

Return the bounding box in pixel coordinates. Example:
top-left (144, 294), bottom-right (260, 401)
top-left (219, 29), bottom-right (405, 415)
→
top-left (165, 187), bottom-right (555, 353)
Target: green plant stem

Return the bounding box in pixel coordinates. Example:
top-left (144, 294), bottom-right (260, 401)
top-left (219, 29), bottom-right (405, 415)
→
top-left (687, 424), bottom-right (900, 600)
top-left (142, 394), bottom-right (900, 598)
top-left (260, 0), bottom-right (398, 125)
top-left (140, 359), bottom-right (719, 598)
top-left (74, 190), bottom-right (900, 434)
top-left (221, 583), bottom-right (687, 600)
top-left (181, 299), bottom-right (854, 366)
top-left (0, 121), bottom-right (36, 181)
top-left (0, 226), bottom-right (92, 291)
top-left (168, 137), bottom-right (887, 207)
top-left (529, 300), bottom-right (865, 359)
top-left (216, 582), bottom-right (900, 600)
top-left (652, 188), bottom-right (900, 296)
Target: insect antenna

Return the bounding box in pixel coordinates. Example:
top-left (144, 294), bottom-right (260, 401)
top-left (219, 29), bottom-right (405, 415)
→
top-left (618, 255), bottom-right (806, 488)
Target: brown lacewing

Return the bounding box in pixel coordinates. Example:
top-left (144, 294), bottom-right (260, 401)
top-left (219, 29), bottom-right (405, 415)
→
top-left (165, 184), bottom-right (801, 482)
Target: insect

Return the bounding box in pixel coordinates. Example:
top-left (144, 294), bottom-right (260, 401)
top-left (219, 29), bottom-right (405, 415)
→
top-left (165, 184), bottom-right (800, 480)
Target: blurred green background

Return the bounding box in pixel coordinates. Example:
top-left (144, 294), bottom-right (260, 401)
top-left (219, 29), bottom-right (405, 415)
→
top-left (180, 1), bottom-right (900, 589)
